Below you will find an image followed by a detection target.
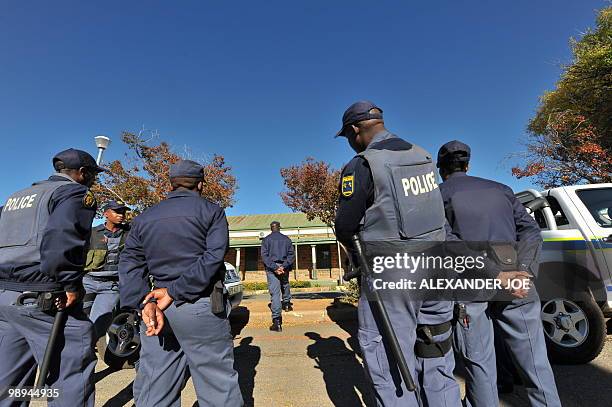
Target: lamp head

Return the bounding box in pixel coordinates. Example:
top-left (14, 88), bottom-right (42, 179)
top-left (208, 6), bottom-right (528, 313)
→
top-left (95, 135), bottom-right (111, 150)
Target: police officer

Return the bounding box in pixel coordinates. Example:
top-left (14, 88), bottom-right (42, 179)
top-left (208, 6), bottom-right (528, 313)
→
top-left (334, 101), bottom-right (461, 406)
top-left (0, 148), bottom-right (103, 406)
top-left (261, 221), bottom-right (295, 332)
top-left (83, 200), bottom-right (130, 340)
top-left (119, 160), bottom-right (242, 407)
top-left (437, 140), bottom-right (561, 407)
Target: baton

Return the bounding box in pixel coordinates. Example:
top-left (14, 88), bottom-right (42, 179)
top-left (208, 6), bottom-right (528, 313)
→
top-left (35, 309), bottom-right (67, 389)
top-left (352, 235), bottom-right (416, 392)
top-left (338, 241), bottom-right (361, 281)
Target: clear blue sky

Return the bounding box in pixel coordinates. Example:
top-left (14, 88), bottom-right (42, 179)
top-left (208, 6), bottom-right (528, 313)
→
top-left (0, 1), bottom-right (606, 216)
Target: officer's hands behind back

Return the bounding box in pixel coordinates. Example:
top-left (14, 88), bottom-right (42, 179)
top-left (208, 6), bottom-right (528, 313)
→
top-left (144, 288), bottom-right (174, 311)
top-left (496, 271), bottom-right (532, 299)
top-left (142, 302), bottom-right (165, 336)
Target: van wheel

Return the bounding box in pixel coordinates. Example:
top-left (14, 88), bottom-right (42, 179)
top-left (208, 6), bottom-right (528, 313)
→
top-left (540, 296), bottom-right (606, 364)
top-left (96, 334), bottom-right (136, 370)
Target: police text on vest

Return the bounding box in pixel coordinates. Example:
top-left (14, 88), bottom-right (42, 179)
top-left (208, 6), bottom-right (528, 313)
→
top-left (401, 172), bottom-right (438, 196)
top-left (3, 194), bottom-right (37, 212)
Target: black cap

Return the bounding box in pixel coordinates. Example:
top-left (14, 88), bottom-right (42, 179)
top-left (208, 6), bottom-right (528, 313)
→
top-left (53, 148), bottom-right (106, 172)
top-left (102, 200), bottom-right (128, 212)
top-left (169, 159), bottom-right (204, 179)
top-left (436, 140), bottom-right (471, 168)
top-left (270, 221), bottom-right (281, 227)
top-left (335, 100), bottom-right (383, 138)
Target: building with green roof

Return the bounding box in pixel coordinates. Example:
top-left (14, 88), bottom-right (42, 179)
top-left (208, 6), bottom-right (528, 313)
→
top-left (224, 213), bottom-right (345, 281)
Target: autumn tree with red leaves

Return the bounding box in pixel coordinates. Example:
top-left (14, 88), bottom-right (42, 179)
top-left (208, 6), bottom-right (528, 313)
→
top-left (280, 157), bottom-right (340, 229)
top-left (92, 131), bottom-right (237, 213)
top-left (513, 7), bottom-right (612, 187)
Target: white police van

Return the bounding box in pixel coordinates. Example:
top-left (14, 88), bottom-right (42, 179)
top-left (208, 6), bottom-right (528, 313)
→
top-left (517, 184), bottom-right (612, 364)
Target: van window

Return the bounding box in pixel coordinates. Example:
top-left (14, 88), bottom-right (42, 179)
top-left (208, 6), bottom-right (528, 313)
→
top-left (576, 188), bottom-right (612, 229)
top-left (533, 209), bottom-right (548, 229)
top-left (547, 196), bottom-right (570, 227)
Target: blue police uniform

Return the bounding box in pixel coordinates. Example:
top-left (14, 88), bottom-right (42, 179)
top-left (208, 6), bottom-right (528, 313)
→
top-left (335, 101), bottom-right (460, 407)
top-left (83, 224), bottom-right (129, 341)
top-left (438, 140), bottom-right (561, 407)
top-left (83, 200), bottom-right (129, 340)
top-left (119, 160), bottom-right (242, 407)
top-left (261, 229), bottom-right (295, 322)
top-left (0, 149), bottom-right (103, 407)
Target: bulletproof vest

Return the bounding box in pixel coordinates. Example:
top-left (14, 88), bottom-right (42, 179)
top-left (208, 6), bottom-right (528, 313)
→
top-left (358, 134), bottom-right (446, 242)
top-left (104, 236), bottom-right (122, 270)
top-left (85, 228), bottom-right (126, 277)
top-left (0, 175), bottom-right (75, 267)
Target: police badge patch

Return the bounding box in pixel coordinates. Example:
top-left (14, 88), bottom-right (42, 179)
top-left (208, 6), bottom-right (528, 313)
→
top-left (341, 175), bottom-right (354, 197)
top-left (83, 190), bottom-right (96, 208)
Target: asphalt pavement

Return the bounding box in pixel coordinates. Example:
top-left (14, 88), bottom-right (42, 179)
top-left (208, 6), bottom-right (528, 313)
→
top-left (91, 295), bottom-right (612, 407)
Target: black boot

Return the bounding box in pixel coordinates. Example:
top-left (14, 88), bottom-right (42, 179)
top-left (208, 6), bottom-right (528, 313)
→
top-left (269, 317), bottom-right (282, 332)
top-left (282, 302), bottom-right (293, 312)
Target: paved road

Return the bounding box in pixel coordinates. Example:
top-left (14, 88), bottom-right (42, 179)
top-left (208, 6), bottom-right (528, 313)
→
top-left (93, 318), bottom-right (612, 407)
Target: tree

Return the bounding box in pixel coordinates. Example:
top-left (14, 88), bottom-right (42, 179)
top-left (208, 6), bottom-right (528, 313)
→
top-left (92, 131), bottom-right (237, 213)
top-left (512, 6), bottom-right (612, 187)
top-left (280, 157), bottom-right (340, 228)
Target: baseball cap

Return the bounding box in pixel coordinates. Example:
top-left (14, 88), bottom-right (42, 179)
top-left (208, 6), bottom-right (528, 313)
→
top-left (436, 140), bottom-right (471, 168)
top-left (335, 100), bottom-right (384, 138)
top-left (169, 160), bottom-right (204, 179)
top-left (53, 148), bottom-right (106, 172)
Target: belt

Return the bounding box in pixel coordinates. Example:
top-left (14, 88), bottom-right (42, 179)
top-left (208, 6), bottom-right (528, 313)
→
top-left (13, 291), bottom-right (65, 312)
top-left (0, 280), bottom-right (62, 293)
top-left (85, 274), bottom-right (119, 282)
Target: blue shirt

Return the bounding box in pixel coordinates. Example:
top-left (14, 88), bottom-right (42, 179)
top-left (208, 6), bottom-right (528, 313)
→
top-left (261, 231), bottom-right (295, 270)
top-left (119, 189), bottom-right (229, 309)
top-left (440, 171), bottom-right (542, 273)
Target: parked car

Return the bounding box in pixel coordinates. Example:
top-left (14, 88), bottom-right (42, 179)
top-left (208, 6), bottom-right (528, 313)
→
top-left (516, 183), bottom-right (612, 363)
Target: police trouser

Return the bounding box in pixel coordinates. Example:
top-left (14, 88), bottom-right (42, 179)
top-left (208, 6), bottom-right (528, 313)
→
top-left (82, 275), bottom-right (120, 341)
top-left (133, 296), bottom-right (243, 407)
top-left (0, 289), bottom-right (96, 407)
top-left (415, 302), bottom-right (461, 407)
top-left (454, 298), bottom-right (561, 407)
top-left (265, 266), bottom-right (291, 319)
top-left (358, 294), bottom-right (419, 407)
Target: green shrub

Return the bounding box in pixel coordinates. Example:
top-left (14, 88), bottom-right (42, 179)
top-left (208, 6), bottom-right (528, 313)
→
top-left (342, 279), bottom-right (360, 303)
top-left (290, 280), bottom-right (312, 288)
top-left (242, 281), bottom-right (268, 291)
top-left (242, 280), bottom-right (312, 291)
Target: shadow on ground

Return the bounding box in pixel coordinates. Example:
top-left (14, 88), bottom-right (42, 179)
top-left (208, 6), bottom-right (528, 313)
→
top-left (101, 381), bottom-right (133, 407)
top-left (230, 306), bottom-right (250, 337)
top-left (296, 302), bottom-right (375, 407)
top-left (291, 292), bottom-right (344, 300)
top-left (233, 336), bottom-right (261, 407)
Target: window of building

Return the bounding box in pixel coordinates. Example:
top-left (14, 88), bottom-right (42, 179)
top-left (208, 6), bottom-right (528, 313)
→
top-left (316, 244), bottom-right (332, 269)
top-left (245, 247), bottom-right (259, 271)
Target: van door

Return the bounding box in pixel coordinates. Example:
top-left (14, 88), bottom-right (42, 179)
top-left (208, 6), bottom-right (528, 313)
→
top-left (567, 187), bottom-right (612, 297)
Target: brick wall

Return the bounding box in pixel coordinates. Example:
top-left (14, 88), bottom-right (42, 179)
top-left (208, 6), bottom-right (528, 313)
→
top-left (225, 242), bottom-right (347, 282)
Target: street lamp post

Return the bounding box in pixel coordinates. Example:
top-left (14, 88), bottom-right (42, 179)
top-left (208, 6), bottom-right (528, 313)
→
top-left (94, 135), bottom-right (111, 165)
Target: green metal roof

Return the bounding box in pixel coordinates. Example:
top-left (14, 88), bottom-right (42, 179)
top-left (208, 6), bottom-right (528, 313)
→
top-left (227, 212), bottom-right (327, 231)
top-left (230, 236), bottom-right (337, 247)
